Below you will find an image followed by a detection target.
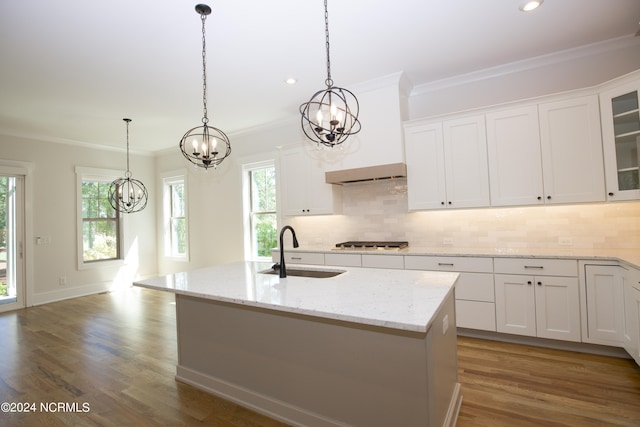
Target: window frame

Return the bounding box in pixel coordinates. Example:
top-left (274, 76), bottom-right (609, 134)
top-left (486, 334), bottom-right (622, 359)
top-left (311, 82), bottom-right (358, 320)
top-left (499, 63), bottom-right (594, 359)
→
top-left (76, 167), bottom-right (123, 269)
top-left (242, 160), bottom-right (277, 261)
top-left (162, 170), bottom-right (189, 261)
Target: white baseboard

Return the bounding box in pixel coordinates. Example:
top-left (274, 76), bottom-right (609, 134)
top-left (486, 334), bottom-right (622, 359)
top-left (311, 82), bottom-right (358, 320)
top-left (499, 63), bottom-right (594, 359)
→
top-left (444, 383), bottom-right (462, 427)
top-left (175, 365), bottom-right (350, 427)
top-left (29, 282), bottom-right (111, 306)
top-left (458, 328), bottom-right (631, 359)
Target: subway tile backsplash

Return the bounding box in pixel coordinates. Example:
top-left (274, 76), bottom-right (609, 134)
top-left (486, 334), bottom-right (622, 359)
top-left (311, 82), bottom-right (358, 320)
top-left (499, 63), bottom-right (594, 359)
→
top-left (290, 178), bottom-right (640, 249)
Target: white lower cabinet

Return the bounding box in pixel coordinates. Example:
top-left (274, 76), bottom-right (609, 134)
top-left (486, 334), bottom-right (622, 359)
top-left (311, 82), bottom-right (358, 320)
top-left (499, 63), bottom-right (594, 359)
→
top-left (495, 274), bottom-right (581, 341)
top-left (623, 266), bottom-right (640, 365)
top-left (405, 255), bottom-right (496, 331)
top-left (324, 253), bottom-right (362, 267)
top-left (583, 264), bottom-right (625, 346)
top-left (494, 258), bottom-right (580, 342)
top-left (271, 250), bottom-right (325, 265)
top-left (361, 254), bottom-right (404, 269)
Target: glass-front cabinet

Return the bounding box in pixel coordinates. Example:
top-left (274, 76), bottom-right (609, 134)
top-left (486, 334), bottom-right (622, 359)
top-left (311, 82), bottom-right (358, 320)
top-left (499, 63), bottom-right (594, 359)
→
top-left (601, 79), bottom-right (640, 201)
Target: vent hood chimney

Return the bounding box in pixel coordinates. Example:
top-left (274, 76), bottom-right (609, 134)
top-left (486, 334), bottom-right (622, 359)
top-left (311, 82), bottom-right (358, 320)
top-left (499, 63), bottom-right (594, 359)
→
top-left (325, 162), bottom-right (406, 184)
top-left (322, 72), bottom-right (411, 185)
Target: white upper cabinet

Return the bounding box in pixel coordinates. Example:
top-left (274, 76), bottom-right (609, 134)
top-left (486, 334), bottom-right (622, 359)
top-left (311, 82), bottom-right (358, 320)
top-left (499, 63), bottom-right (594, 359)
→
top-left (278, 145), bottom-right (342, 216)
top-left (538, 95), bottom-right (605, 204)
top-left (486, 95), bottom-right (605, 207)
top-left (600, 78), bottom-right (640, 201)
top-left (404, 122), bottom-right (447, 210)
top-left (404, 114), bottom-right (490, 210)
top-left (443, 115), bottom-right (491, 208)
top-left (486, 105), bottom-right (544, 206)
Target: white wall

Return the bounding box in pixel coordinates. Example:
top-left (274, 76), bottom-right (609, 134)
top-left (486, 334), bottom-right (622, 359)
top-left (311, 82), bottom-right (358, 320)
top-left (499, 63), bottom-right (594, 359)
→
top-left (153, 117), bottom-right (303, 275)
top-left (0, 133), bottom-right (157, 305)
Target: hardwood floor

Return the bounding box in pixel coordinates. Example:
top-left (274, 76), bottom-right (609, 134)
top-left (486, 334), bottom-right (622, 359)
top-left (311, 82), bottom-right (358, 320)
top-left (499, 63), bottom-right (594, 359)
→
top-left (0, 287), bottom-right (638, 426)
top-left (456, 337), bottom-right (640, 427)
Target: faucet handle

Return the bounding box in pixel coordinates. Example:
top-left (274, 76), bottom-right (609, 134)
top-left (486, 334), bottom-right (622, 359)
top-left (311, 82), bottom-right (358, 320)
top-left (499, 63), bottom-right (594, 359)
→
top-left (271, 263), bottom-right (281, 271)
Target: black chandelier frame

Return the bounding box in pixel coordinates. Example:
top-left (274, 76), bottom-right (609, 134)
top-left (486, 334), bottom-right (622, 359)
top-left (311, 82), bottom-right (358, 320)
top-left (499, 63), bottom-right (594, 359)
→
top-left (108, 118), bottom-right (149, 214)
top-left (300, 0), bottom-right (361, 147)
top-left (179, 4), bottom-right (231, 170)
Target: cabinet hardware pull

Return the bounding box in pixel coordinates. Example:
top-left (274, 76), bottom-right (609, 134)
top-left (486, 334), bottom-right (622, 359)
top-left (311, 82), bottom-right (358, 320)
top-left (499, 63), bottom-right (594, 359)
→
top-left (537, 281), bottom-right (542, 286)
top-left (537, 196), bottom-right (542, 200)
top-left (291, 257), bottom-right (302, 260)
top-left (524, 265), bottom-right (544, 269)
top-left (438, 263), bottom-right (454, 266)
top-left (527, 281), bottom-right (532, 285)
top-left (608, 192), bottom-right (614, 196)
top-left (547, 195), bottom-right (551, 200)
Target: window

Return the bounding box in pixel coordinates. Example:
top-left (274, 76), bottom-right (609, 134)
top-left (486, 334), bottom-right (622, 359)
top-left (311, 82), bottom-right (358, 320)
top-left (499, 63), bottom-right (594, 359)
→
top-left (76, 167), bottom-right (121, 265)
top-left (243, 162), bottom-right (277, 260)
top-left (163, 173), bottom-right (188, 259)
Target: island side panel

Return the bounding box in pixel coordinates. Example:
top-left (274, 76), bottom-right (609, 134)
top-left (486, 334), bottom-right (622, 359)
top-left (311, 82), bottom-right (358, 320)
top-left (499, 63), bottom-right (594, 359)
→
top-left (174, 293), bottom-right (449, 427)
top-left (426, 290), bottom-right (461, 427)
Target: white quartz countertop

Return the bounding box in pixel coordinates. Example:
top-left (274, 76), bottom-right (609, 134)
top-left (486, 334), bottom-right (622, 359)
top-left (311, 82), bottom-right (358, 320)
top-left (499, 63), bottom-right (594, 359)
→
top-left (133, 261), bottom-right (458, 334)
top-left (274, 246), bottom-right (640, 268)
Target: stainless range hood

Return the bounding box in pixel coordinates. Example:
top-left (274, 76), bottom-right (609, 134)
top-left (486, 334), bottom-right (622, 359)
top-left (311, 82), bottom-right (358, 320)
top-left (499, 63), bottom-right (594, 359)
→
top-left (325, 162), bottom-right (407, 184)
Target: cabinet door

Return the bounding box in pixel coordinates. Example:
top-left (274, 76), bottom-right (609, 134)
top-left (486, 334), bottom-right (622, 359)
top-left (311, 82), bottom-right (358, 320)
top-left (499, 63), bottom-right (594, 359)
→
top-left (486, 105), bottom-right (544, 206)
top-left (538, 95), bottom-right (605, 204)
top-left (495, 274), bottom-right (536, 337)
top-left (584, 265), bottom-right (625, 346)
top-left (404, 122), bottom-right (447, 210)
top-left (623, 268), bottom-right (640, 365)
top-left (631, 286), bottom-right (640, 365)
top-left (600, 81), bottom-right (640, 201)
top-left (443, 115), bottom-right (491, 208)
top-left (279, 147), bottom-right (309, 216)
top-left (279, 145), bottom-right (339, 216)
top-left (534, 276), bottom-right (581, 342)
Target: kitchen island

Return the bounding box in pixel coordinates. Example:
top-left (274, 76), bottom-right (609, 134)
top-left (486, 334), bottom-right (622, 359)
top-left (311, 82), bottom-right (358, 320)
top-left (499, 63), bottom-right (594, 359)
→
top-left (134, 261), bottom-right (461, 427)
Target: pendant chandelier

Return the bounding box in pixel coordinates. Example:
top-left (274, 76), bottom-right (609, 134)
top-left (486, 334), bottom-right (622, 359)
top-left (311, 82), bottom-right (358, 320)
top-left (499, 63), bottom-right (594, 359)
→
top-left (108, 118), bottom-right (149, 214)
top-left (300, 0), bottom-right (361, 148)
top-left (179, 4), bottom-right (231, 170)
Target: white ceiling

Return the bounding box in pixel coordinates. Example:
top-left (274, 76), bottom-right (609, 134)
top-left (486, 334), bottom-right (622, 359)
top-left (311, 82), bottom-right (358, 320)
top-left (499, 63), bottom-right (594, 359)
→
top-left (1, 0), bottom-right (639, 153)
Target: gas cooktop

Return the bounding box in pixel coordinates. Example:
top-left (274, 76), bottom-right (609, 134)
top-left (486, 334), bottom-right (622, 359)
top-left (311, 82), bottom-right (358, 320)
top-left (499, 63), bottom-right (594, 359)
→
top-left (334, 241), bottom-right (409, 251)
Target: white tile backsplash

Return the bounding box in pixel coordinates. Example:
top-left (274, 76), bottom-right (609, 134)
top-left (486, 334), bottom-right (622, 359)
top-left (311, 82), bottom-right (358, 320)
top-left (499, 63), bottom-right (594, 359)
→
top-left (290, 179), bottom-right (640, 249)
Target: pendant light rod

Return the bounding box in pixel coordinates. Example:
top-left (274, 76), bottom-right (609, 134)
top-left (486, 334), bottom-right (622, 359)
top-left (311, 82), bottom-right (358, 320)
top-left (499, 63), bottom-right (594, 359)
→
top-left (123, 118), bottom-right (132, 175)
top-left (323, 0), bottom-right (332, 87)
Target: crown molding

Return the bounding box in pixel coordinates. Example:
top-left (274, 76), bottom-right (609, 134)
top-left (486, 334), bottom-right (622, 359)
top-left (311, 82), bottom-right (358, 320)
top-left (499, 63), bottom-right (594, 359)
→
top-left (411, 35), bottom-right (640, 96)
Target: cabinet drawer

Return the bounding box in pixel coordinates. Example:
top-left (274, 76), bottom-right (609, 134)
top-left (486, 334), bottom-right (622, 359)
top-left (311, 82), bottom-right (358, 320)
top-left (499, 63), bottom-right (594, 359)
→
top-left (494, 257), bottom-right (577, 277)
top-left (456, 273), bottom-right (495, 302)
top-left (325, 253), bottom-right (362, 267)
top-left (278, 251), bottom-right (325, 265)
top-left (362, 254), bottom-right (404, 269)
top-left (455, 300), bottom-right (496, 331)
top-left (404, 255), bottom-right (493, 273)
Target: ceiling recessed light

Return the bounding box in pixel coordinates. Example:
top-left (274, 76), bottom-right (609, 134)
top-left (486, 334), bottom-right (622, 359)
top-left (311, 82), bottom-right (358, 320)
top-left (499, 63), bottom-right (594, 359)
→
top-left (285, 77), bottom-right (297, 85)
top-left (520, 0), bottom-right (543, 12)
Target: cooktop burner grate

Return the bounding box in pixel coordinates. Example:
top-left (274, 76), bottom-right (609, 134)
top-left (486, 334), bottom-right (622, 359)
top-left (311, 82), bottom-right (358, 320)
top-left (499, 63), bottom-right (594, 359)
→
top-left (334, 241), bottom-right (409, 249)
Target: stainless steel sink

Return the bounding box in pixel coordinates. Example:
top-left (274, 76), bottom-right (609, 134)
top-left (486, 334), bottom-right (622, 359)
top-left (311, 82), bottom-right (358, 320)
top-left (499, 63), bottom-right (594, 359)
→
top-left (260, 268), bottom-right (345, 278)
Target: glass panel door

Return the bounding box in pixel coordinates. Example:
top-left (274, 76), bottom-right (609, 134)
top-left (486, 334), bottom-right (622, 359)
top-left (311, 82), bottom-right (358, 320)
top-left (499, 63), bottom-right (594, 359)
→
top-left (611, 91), bottom-right (640, 191)
top-left (0, 175), bottom-right (24, 312)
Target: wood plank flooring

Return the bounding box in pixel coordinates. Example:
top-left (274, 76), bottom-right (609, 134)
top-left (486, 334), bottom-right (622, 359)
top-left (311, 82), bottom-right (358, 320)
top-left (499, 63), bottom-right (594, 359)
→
top-left (0, 287), bottom-right (638, 426)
